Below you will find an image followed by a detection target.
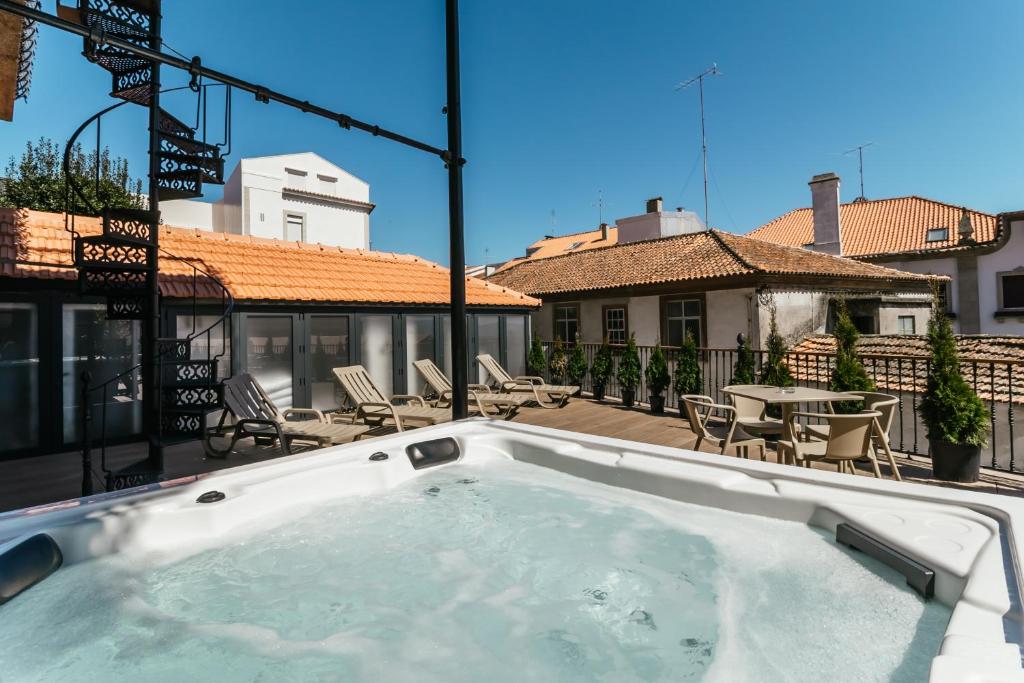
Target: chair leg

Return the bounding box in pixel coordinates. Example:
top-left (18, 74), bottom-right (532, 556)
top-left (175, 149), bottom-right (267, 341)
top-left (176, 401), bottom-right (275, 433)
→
top-left (870, 458), bottom-right (883, 479)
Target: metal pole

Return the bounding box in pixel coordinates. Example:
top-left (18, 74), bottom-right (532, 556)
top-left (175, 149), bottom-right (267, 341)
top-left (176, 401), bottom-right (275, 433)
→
top-left (445, 0), bottom-right (468, 420)
top-left (698, 74), bottom-right (709, 228)
top-left (80, 371), bottom-right (92, 497)
top-left (858, 146), bottom-right (865, 199)
top-left (146, 6), bottom-right (163, 470)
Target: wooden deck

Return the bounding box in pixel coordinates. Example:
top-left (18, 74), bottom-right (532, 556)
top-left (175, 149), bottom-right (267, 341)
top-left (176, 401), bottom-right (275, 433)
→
top-left (1, 398), bottom-right (1023, 513)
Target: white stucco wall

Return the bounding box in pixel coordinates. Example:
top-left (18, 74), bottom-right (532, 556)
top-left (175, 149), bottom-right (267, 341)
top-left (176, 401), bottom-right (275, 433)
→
top-left (160, 199), bottom-right (214, 231)
top-left (706, 289), bottom-right (755, 348)
top-left (979, 219), bottom-right (1024, 335)
top-left (758, 290), bottom-right (830, 347)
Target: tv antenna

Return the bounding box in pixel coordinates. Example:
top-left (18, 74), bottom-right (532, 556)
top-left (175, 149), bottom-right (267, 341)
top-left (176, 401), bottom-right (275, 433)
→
top-left (676, 63), bottom-right (721, 227)
top-left (843, 142), bottom-right (873, 200)
top-left (593, 190), bottom-right (604, 224)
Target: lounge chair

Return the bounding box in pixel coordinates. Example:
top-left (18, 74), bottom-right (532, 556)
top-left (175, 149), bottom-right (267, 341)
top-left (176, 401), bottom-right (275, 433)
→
top-left (777, 410), bottom-right (884, 478)
top-left (476, 353), bottom-right (579, 409)
top-left (413, 358), bottom-right (526, 419)
top-left (203, 372), bottom-right (370, 458)
top-left (332, 365), bottom-right (451, 431)
top-left (680, 394), bottom-right (766, 460)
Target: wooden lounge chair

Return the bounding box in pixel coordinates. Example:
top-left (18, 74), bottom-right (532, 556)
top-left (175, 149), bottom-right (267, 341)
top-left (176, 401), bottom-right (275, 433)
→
top-left (332, 365), bottom-right (451, 431)
top-left (476, 353), bottom-right (579, 409)
top-left (680, 394), bottom-right (766, 460)
top-left (203, 372), bottom-right (370, 458)
top-left (412, 358), bottom-right (526, 419)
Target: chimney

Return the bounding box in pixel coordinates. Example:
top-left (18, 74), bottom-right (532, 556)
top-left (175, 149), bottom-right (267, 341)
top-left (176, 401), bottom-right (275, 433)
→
top-left (809, 172), bottom-right (842, 255)
top-left (600, 222), bottom-right (609, 240)
top-left (646, 197), bottom-right (663, 214)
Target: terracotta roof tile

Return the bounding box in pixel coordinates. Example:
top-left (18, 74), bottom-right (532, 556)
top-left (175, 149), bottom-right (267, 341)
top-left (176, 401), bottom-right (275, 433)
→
top-left (487, 229), bottom-right (939, 296)
top-left (496, 226), bottom-right (619, 272)
top-left (747, 196), bottom-right (998, 257)
top-left (0, 209), bottom-right (538, 308)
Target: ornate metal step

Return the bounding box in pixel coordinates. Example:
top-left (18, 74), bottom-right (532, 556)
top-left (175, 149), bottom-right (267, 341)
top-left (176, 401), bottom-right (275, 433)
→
top-left (162, 385), bottom-right (223, 411)
top-left (162, 360), bottom-right (218, 387)
top-left (80, 0), bottom-right (154, 42)
top-left (106, 295), bottom-right (147, 320)
top-left (105, 458), bottom-right (161, 491)
top-left (157, 108), bottom-right (195, 140)
top-left (110, 65), bottom-right (152, 104)
top-left (103, 207), bottom-right (158, 246)
top-left (79, 267), bottom-right (151, 296)
top-left (75, 235), bottom-right (151, 269)
top-left (156, 170), bottom-right (203, 200)
top-left (159, 151), bottom-right (224, 184)
top-left (160, 409), bottom-right (206, 438)
top-left (157, 337), bottom-right (191, 361)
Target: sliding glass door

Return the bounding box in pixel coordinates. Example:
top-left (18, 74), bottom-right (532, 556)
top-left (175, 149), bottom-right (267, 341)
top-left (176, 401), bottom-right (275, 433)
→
top-left (242, 314), bottom-right (297, 410)
top-left (307, 315), bottom-right (350, 411)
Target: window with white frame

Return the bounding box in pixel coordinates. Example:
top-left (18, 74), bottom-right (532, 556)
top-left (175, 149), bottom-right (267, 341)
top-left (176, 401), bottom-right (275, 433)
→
top-left (284, 213), bottom-right (305, 241)
top-left (603, 306), bottom-right (627, 344)
top-left (999, 272), bottom-right (1024, 310)
top-left (284, 168), bottom-right (307, 190)
top-left (926, 227), bottom-right (949, 242)
top-left (664, 298), bottom-right (702, 347)
top-left (897, 315), bottom-right (916, 334)
top-left (553, 304), bottom-right (579, 343)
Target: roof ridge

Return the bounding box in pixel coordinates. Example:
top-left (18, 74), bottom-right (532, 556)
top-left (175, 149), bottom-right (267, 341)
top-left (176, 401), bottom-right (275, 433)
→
top-left (708, 230), bottom-right (758, 272)
top-left (755, 195), bottom-right (996, 228)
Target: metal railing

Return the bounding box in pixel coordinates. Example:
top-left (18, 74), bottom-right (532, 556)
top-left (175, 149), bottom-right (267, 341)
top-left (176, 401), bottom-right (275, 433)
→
top-left (540, 341), bottom-right (1021, 473)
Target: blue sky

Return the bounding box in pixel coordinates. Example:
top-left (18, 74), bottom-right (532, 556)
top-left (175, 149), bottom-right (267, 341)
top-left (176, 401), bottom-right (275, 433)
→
top-left (3, 1), bottom-right (1023, 266)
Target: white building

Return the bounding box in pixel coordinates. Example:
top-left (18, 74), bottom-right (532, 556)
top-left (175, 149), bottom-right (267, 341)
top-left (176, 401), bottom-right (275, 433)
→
top-left (159, 152), bottom-right (374, 249)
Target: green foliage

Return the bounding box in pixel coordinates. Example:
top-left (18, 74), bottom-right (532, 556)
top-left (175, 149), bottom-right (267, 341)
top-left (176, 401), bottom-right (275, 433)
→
top-left (829, 299), bottom-right (875, 413)
top-left (0, 137), bottom-right (144, 215)
top-left (590, 338), bottom-right (613, 387)
top-left (549, 336), bottom-right (568, 381)
top-left (616, 334), bottom-right (641, 390)
top-left (567, 335), bottom-right (588, 384)
top-left (920, 306), bottom-right (989, 447)
top-left (644, 344), bottom-right (671, 396)
top-left (759, 309), bottom-right (794, 388)
top-left (730, 335), bottom-right (756, 385)
top-left (673, 332), bottom-right (702, 396)
top-left (527, 335), bottom-right (547, 376)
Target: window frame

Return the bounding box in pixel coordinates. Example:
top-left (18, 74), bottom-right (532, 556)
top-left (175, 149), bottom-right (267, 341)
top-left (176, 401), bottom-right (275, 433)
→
top-left (897, 315), bottom-right (916, 335)
top-left (601, 305), bottom-right (628, 345)
top-left (660, 294), bottom-right (706, 348)
top-left (552, 303), bottom-right (580, 343)
top-left (998, 271), bottom-right (1024, 311)
top-left (926, 227), bottom-right (949, 242)
top-left (283, 210), bottom-right (306, 242)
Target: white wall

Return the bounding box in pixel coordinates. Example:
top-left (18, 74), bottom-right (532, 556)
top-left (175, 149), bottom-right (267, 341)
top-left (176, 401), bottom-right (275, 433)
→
top-left (160, 199), bottom-right (214, 230)
top-left (978, 218), bottom-right (1024, 335)
top-left (759, 290), bottom-right (830, 346)
top-left (881, 256), bottom-right (959, 330)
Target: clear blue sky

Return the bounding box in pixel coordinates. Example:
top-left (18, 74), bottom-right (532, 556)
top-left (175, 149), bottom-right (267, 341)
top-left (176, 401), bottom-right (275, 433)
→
top-left (3, 1), bottom-right (1023, 266)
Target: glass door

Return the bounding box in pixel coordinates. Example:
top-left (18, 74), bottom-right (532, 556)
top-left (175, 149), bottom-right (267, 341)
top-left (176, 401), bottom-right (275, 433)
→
top-left (0, 302), bottom-right (39, 452)
top-left (306, 315), bottom-right (351, 411)
top-left (242, 314), bottom-right (297, 410)
top-left (359, 315), bottom-right (394, 397)
top-left (475, 315), bottom-right (501, 384)
top-left (404, 315), bottom-right (437, 395)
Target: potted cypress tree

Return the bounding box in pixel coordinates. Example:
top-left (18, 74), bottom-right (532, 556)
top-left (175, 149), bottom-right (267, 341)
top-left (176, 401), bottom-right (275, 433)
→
top-left (567, 334), bottom-right (588, 389)
top-left (829, 299), bottom-right (875, 413)
top-left (617, 334), bottom-right (641, 407)
top-left (645, 344), bottom-right (671, 414)
top-left (920, 304), bottom-right (989, 482)
top-left (527, 335), bottom-right (547, 378)
top-left (549, 337), bottom-right (568, 384)
top-left (759, 308), bottom-right (794, 388)
top-left (590, 338), bottom-right (613, 401)
top-left (674, 332), bottom-right (702, 417)
top-left (730, 333), bottom-right (755, 385)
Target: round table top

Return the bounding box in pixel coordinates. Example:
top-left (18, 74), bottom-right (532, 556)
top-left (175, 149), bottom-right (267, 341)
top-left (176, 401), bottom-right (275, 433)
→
top-left (723, 386), bottom-right (861, 404)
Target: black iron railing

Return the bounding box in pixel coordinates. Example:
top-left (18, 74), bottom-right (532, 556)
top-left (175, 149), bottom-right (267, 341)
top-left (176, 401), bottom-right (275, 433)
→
top-left (540, 341), bottom-right (1022, 473)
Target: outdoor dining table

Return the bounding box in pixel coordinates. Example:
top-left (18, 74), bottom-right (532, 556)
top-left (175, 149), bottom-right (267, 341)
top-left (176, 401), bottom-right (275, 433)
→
top-left (722, 386), bottom-right (862, 444)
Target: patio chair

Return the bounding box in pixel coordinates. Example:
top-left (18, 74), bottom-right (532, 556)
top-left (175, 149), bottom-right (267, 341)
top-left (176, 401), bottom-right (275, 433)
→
top-left (680, 394), bottom-right (766, 460)
top-left (802, 392), bottom-right (902, 481)
top-left (476, 353), bottom-right (579, 409)
top-left (722, 384), bottom-right (783, 437)
top-left (412, 358), bottom-right (526, 419)
top-left (332, 365), bottom-right (451, 431)
top-left (777, 411), bottom-right (884, 478)
top-left (203, 372), bottom-right (370, 458)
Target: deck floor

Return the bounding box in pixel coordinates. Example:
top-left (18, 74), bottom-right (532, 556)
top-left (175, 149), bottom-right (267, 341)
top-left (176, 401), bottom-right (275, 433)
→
top-left (1, 398), bottom-right (1022, 513)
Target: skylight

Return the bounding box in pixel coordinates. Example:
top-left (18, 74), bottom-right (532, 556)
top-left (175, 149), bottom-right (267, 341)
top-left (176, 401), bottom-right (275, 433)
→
top-left (926, 227), bottom-right (949, 242)
top-left (565, 241), bottom-right (585, 251)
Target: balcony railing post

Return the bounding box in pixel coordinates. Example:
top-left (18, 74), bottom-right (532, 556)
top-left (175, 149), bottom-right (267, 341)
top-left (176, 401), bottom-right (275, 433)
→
top-left (1009, 364), bottom-right (1016, 472)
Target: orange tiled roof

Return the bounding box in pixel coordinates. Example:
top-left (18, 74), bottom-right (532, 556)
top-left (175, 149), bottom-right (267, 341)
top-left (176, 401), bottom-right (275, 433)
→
top-left (747, 196), bottom-right (998, 258)
top-left (0, 209), bottom-right (539, 307)
top-left (487, 229), bottom-right (939, 296)
top-left (496, 226), bottom-right (619, 272)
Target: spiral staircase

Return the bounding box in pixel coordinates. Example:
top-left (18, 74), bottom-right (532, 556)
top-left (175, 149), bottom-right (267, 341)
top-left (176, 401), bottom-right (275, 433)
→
top-left (60, 0), bottom-right (231, 491)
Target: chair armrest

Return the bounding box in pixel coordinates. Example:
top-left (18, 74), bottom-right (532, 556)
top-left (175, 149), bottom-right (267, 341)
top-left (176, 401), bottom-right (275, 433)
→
top-left (329, 412), bottom-right (358, 424)
top-left (281, 408), bottom-right (326, 423)
top-left (468, 383), bottom-right (490, 392)
top-left (513, 375), bottom-right (545, 385)
top-left (500, 380), bottom-right (522, 391)
top-left (391, 394), bottom-right (426, 406)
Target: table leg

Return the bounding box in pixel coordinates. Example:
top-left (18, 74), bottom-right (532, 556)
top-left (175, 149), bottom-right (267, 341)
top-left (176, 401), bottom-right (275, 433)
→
top-left (781, 402), bottom-right (794, 465)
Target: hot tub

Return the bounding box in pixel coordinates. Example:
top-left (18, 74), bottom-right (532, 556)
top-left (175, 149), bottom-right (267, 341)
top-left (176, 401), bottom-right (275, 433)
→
top-left (1, 419), bottom-right (1022, 682)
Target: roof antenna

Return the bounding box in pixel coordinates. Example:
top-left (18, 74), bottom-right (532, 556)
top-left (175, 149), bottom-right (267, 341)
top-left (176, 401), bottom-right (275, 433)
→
top-left (843, 142), bottom-right (873, 201)
top-left (593, 190), bottom-right (604, 225)
top-left (676, 63), bottom-right (722, 228)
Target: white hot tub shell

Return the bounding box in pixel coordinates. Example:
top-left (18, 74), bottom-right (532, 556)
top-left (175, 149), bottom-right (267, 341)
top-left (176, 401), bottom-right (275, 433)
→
top-left (1, 418), bottom-right (1022, 681)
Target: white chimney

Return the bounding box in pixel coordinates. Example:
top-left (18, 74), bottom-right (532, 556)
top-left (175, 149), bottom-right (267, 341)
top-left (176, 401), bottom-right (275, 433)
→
top-left (616, 198), bottom-right (706, 244)
top-left (809, 172), bottom-right (842, 255)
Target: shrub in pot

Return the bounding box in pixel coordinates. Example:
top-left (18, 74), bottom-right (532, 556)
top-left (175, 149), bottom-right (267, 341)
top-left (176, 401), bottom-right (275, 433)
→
top-left (828, 298), bottom-right (875, 413)
top-left (590, 339), bottom-right (613, 401)
top-left (567, 334), bottom-right (588, 389)
top-left (920, 305), bottom-right (989, 482)
top-left (758, 308), bottom-right (794, 418)
top-left (549, 337), bottom-right (568, 384)
top-left (527, 334), bottom-right (547, 378)
top-left (616, 334), bottom-right (641, 407)
top-left (730, 333), bottom-right (755, 385)
top-left (674, 332), bottom-right (702, 417)
top-left (645, 344), bottom-right (671, 414)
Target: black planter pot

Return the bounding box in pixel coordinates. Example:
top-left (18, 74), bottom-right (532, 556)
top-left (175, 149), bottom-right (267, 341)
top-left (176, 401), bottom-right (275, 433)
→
top-left (930, 439), bottom-right (981, 483)
top-left (621, 389), bottom-right (636, 408)
top-left (649, 395), bottom-right (665, 414)
top-left (593, 385), bottom-right (606, 402)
